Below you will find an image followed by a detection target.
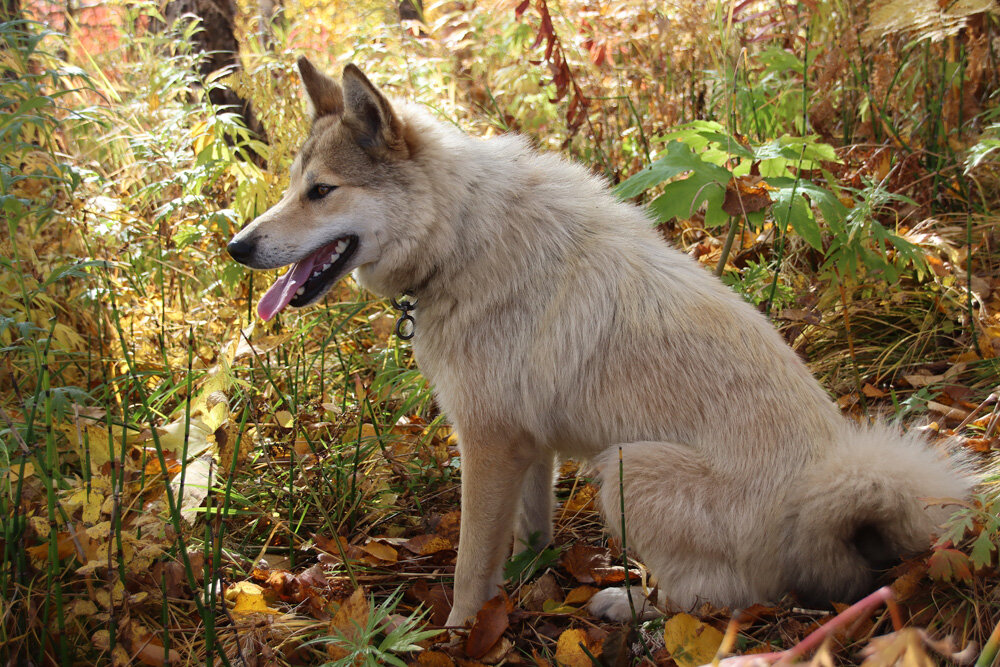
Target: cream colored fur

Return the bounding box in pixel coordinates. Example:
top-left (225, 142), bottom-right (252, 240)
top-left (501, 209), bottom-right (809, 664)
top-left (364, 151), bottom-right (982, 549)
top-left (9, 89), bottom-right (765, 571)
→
top-left (228, 61), bottom-right (975, 626)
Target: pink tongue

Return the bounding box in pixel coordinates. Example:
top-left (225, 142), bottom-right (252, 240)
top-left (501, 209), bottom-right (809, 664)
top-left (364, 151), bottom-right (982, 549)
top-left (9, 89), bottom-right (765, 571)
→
top-left (257, 254), bottom-right (318, 321)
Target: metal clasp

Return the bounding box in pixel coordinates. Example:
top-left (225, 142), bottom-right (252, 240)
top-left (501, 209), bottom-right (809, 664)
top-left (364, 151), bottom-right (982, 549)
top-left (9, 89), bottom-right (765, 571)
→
top-left (390, 292), bottom-right (416, 340)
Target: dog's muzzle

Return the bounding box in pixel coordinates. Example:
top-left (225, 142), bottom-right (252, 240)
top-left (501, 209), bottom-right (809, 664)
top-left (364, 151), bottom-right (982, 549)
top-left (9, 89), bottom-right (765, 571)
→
top-left (227, 237), bottom-right (256, 265)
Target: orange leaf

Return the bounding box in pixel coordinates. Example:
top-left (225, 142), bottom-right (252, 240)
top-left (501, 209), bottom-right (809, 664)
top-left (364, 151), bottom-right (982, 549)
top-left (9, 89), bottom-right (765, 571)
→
top-left (402, 534), bottom-right (454, 556)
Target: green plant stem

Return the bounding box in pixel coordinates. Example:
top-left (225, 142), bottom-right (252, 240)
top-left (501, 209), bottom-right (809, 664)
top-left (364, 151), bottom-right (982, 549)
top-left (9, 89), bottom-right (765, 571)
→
top-left (976, 616), bottom-right (1000, 667)
top-left (716, 217), bottom-right (740, 277)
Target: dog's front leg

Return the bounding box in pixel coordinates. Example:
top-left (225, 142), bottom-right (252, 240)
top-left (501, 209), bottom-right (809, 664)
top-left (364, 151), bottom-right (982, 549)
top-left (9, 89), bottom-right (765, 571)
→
top-left (445, 434), bottom-right (535, 626)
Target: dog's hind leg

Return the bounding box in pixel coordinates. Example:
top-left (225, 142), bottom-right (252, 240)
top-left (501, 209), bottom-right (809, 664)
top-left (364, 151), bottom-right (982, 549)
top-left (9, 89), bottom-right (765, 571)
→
top-left (513, 451), bottom-right (555, 554)
top-left (445, 431), bottom-right (538, 626)
top-left (590, 441), bottom-right (759, 619)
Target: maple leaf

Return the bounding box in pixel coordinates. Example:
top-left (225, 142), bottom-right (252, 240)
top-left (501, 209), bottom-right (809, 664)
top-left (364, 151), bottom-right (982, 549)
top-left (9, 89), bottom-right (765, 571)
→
top-left (927, 548), bottom-right (973, 583)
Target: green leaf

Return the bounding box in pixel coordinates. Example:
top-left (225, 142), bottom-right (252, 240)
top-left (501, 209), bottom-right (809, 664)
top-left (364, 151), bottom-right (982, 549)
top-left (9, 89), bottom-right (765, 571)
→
top-left (767, 177), bottom-right (848, 233)
top-left (615, 141), bottom-right (729, 199)
top-left (970, 531), bottom-right (995, 569)
top-left (650, 171), bottom-right (729, 226)
top-left (771, 183), bottom-right (823, 250)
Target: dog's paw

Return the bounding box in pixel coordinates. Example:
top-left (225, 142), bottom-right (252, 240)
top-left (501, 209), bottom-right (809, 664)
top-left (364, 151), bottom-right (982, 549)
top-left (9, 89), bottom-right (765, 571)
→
top-left (588, 588), bottom-right (660, 622)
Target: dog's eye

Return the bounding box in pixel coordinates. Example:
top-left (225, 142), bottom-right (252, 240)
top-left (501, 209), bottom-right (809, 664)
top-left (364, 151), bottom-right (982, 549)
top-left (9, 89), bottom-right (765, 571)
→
top-left (307, 184), bottom-right (336, 200)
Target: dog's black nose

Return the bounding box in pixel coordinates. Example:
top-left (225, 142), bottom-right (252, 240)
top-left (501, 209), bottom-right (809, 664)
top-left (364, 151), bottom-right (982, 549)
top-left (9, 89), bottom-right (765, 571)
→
top-left (227, 238), bottom-right (255, 264)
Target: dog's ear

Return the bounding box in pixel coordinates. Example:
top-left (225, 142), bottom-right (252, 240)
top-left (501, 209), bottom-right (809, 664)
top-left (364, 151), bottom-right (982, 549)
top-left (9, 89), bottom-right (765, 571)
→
top-left (297, 56), bottom-right (344, 119)
top-left (341, 64), bottom-right (407, 157)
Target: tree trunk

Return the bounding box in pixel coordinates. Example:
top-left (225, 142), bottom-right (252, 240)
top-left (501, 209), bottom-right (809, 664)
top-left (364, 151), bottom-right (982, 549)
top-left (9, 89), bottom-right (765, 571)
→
top-left (166, 0), bottom-right (265, 143)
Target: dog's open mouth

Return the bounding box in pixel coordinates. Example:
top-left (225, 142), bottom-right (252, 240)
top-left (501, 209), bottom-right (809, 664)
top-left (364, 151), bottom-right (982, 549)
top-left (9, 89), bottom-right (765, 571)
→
top-left (257, 235), bottom-right (359, 321)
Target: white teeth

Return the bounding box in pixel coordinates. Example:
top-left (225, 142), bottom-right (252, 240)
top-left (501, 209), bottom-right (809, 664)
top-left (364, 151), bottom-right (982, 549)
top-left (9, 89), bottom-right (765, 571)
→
top-left (313, 270), bottom-right (321, 277)
top-left (322, 263), bottom-right (331, 271)
top-left (335, 240), bottom-right (348, 253)
top-left (296, 287), bottom-right (304, 295)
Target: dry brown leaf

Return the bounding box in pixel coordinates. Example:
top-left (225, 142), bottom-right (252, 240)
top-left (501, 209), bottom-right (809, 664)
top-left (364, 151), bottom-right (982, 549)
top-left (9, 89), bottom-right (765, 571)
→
top-left (412, 650), bottom-right (455, 666)
top-left (721, 176), bottom-right (774, 217)
top-left (561, 543), bottom-right (610, 584)
top-left (327, 587), bottom-right (370, 661)
top-left (433, 511), bottom-right (462, 546)
top-left (861, 383), bottom-right (886, 398)
top-left (409, 581), bottom-right (453, 626)
top-left (521, 572), bottom-right (563, 611)
top-left (132, 634), bottom-right (181, 666)
top-left (465, 594), bottom-right (511, 659)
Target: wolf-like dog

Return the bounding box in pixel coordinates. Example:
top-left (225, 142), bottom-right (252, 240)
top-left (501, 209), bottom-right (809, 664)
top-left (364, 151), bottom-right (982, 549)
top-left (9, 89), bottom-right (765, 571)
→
top-left (227, 58), bottom-right (974, 625)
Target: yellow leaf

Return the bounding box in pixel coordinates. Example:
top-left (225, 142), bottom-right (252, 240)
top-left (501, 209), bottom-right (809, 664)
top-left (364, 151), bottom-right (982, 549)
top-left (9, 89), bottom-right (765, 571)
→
top-left (275, 410), bottom-right (294, 429)
top-left (564, 585), bottom-right (599, 606)
top-left (554, 628), bottom-right (603, 667)
top-left (154, 417), bottom-right (214, 458)
top-left (5, 460), bottom-right (34, 481)
top-left (360, 540), bottom-right (398, 563)
top-left (229, 581), bottom-right (281, 616)
top-left (663, 613), bottom-right (725, 667)
top-left (190, 120), bottom-right (212, 155)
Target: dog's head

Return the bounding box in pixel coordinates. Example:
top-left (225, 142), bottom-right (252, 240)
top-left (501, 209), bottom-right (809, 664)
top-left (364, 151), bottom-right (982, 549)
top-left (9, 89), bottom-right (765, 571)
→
top-left (227, 58), bottom-right (410, 321)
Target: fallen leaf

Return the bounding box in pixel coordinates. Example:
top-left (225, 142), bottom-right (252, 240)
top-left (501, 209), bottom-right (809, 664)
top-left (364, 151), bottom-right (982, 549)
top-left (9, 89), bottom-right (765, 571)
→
top-left (360, 540), bottom-right (399, 564)
top-left (466, 594), bottom-right (511, 659)
top-left (563, 585), bottom-right (599, 606)
top-left (861, 383), bottom-right (885, 398)
top-left (554, 627), bottom-right (604, 667)
top-left (409, 581), bottom-right (453, 626)
top-left (662, 613), bottom-right (724, 667)
top-left (563, 484), bottom-right (598, 514)
top-left (275, 410), bottom-right (294, 429)
top-left (927, 401), bottom-right (970, 421)
top-left (402, 534), bottom-right (454, 556)
top-left (928, 548), bottom-right (973, 583)
top-left (228, 581), bottom-right (281, 616)
top-left (132, 633), bottom-right (181, 666)
top-left (169, 454), bottom-right (214, 524)
top-left (412, 650), bottom-right (455, 666)
top-left (521, 572), bottom-right (563, 611)
top-left (432, 511), bottom-right (462, 546)
top-left (561, 543), bottom-right (610, 584)
top-left (904, 373), bottom-right (944, 388)
top-left (327, 587), bottom-right (370, 660)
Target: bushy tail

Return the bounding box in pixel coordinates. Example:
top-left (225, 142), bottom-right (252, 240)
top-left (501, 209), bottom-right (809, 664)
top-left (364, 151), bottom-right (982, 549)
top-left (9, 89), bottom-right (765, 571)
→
top-left (782, 423), bottom-right (976, 604)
